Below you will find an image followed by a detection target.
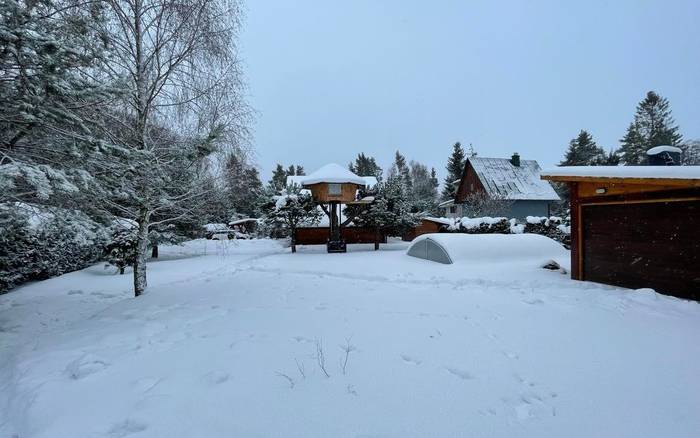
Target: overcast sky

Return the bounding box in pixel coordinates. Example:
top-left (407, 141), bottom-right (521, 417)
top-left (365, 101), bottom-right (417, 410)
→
top-left (240, 0), bottom-right (700, 182)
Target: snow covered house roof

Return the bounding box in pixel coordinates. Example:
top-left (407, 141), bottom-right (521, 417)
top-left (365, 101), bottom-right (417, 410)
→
top-left (300, 163), bottom-right (367, 186)
top-left (541, 166), bottom-right (700, 185)
top-left (467, 157), bottom-right (560, 201)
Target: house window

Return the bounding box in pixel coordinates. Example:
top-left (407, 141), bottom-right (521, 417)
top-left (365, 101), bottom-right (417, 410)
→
top-left (328, 183), bottom-right (342, 195)
top-left (449, 205), bottom-right (457, 214)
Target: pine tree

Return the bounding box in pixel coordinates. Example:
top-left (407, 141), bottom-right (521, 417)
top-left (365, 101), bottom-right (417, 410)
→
top-left (618, 91), bottom-right (683, 165)
top-left (680, 140), bottom-right (700, 165)
top-left (389, 150), bottom-right (412, 192)
top-left (265, 186), bottom-right (322, 253)
top-left (559, 130), bottom-right (606, 166)
top-left (441, 142), bottom-right (466, 201)
top-left (224, 152), bottom-right (263, 218)
top-left (268, 164), bottom-right (288, 192)
top-left (349, 153), bottom-right (383, 179)
top-left (408, 161), bottom-right (437, 213)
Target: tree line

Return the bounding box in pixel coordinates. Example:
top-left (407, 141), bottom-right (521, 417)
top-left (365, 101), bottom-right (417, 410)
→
top-left (560, 91), bottom-right (698, 166)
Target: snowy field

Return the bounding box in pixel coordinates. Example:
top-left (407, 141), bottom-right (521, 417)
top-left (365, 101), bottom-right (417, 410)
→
top-left (1, 238), bottom-right (699, 438)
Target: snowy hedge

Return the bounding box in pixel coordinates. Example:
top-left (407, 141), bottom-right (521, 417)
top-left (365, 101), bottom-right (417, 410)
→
top-left (440, 215), bottom-right (571, 246)
top-left (0, 205), bottom-right (109, 293)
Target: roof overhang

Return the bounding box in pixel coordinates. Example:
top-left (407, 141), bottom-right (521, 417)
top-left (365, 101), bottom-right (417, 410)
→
top-left (541, 166), bottom-right (700, 188)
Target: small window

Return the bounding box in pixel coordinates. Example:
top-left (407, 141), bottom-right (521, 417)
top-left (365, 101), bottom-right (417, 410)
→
top-left (449, 205), bottom-right (457, 213)
top-left (328, 183), bottom-right (342, 195)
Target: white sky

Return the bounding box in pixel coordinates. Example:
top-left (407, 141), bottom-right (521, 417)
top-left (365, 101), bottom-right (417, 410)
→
top-left (239, 0), bottom-right (700, 182)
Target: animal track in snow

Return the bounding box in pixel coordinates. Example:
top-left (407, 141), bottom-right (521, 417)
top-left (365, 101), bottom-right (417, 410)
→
top-left (204, 370), bottom-right (230, 385)
top-left (400, 355), bottom-right (421, 365)
top-left (445, 367), bottom-right (474, 380)
top-left (108, 419), bottom-right (148, 437)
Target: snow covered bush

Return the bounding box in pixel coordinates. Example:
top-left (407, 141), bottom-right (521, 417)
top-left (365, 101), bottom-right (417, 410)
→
top-left (104, 228), bottom-right (139, 275)
top-left (265, 186), bottom-right (322, 252)
top-left (523, 216), bottom-right (571, 247)
top-left (436, 215), bottom-right (571, 246)
top-left (0, 204), bottom-right (109, 293)
top-left (447, 216), bottom-right (511, 234)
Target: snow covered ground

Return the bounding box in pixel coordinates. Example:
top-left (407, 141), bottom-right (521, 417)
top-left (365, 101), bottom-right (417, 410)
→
top-left (1, 238), bottom-right (699, 438)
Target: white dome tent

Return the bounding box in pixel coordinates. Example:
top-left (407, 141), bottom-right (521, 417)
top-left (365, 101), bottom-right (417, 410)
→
top-left (406, 233), bottom-right (569, 266)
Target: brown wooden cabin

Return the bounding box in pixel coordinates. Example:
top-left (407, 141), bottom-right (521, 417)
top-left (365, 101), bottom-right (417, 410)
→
top-left (295, 226), bottom-right (387, 245)
top-left (403, 218), bottom-right (449, 241)
top-left (304, 182), bottom-right (362, 203)
top-left (541, 168), bottom-right (700, 300)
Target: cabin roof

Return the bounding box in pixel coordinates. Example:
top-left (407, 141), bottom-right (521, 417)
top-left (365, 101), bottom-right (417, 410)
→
top-left (299, 163), bottom-right (366, 186)
top-left (287, 166), bottom-right (376, 188)
top-left (541, 166), bottom-right (700, 186)
top-left (468, 157), bottom-right (560, 201)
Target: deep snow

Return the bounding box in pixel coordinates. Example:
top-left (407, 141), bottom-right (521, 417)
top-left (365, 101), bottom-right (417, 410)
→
top-left (1, 238), bottom-right (699, 438)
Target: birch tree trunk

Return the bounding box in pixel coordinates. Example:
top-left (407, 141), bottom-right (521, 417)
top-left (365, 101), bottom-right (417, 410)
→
top-left (133, 207), bottom-right (150, 296)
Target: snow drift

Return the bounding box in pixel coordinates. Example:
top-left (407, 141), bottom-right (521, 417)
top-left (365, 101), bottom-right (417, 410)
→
top-left (407, 233), bottom-right (568, 266)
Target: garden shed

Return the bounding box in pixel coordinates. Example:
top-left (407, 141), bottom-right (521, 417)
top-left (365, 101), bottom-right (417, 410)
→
top-left (541, 166), bottom-right (700, 300)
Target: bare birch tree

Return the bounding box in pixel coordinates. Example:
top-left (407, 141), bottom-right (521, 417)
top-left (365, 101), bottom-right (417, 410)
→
top-left (100, 0), bottom-right (248, 296)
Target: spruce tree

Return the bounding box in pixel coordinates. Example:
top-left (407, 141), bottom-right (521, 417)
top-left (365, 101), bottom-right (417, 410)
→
top-left (441, 142), bottom-right (465, 201)
top-left (618, 91), bottom-right (683, 165)
top-left (349, 153), bottom-right (383, 179)
top-left (560, 130), bottom-right (606, 166)
top-left (268, 164), bottom-right (288, 192)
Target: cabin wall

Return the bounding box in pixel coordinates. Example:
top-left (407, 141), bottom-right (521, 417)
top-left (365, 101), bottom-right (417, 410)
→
top-left (295, 227), bottom-right (387, 245)
top-left (403, 220), bottom-right (443, 241)
top-left (308, 183), bottom-right (358, 203)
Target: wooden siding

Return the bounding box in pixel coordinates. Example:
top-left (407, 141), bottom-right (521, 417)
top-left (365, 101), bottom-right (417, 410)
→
top-left (307, 183), bottom-right (359, 203)
top-left (567, 182), bottom-right (700, 300)
top-left (295, 227), bottom-right (387, 245)
top-left (403, 219), bottom-right (443, 241)
top-left (581, 200), bottom-right (700, 300)
top-left (455, 162), bottom-right (486, 203)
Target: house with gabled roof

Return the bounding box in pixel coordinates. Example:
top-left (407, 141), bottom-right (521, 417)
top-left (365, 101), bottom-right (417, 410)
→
top-left (439, 153), bottom-right (560, 219)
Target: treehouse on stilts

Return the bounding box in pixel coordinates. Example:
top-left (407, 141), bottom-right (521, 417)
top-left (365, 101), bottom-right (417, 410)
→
top-left (299, 163), bottom-right (375, 253)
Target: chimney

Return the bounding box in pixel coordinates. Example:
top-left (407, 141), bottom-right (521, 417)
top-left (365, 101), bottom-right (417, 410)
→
top-left (511, 152), bottom-right (520, 167)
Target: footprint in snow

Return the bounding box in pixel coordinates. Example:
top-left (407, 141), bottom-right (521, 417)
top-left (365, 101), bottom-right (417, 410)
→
top-left (523, 298), bottom-right (545, 305)
top-left (400, 355), bottom-right (421, 365)
top-left (65, 355), bottom-right (109, 380)
top-left (67, 289), bottom-right (83, 295)
top-left (204, 370), bottom-right (230, 385)
top-left (445, 367), bottom-right (474, 380)
top-left (108, 419), bottom-right (148, 438)
top-left (133, 377), bottom-right (162, 393)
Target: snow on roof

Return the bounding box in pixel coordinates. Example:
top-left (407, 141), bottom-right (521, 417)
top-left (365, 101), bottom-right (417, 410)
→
top-left (286, 175), bottom-right (305, 187)
top-left (421, 216), bottom-right (452, 226)
top-left (300, 163), bottom-right (366, 186)
top-left (438, 199), bottom-right (454, 208)
top-left (541, 166), bottom-right (700, 180)
top-left (469, 157), bottom-right (560, 201)
top-left (646, 145), bottom-right (682, 155)
top-left (229, 218), bottom-right (257, 226)
top-left (362, 176), bottom-right (378, 188)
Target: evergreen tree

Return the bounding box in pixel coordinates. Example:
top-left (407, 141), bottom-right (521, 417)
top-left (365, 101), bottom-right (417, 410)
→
top-left (224, 152), bottom-right (263, 217)
top-left (265, 186), bottom-right (322, 253)
top-left (441, 142), bottom-right (466, 201)
top-left (268, 164), bottom-right (288, 192)
top-left (618, 91), bottom-right (683, 165)
top-left (349, 153), bottom-right (383, 179)
top-left (389, 150), bottom-right (412, 192)
top-left (559, 130), bottom-right (606, 166)
top-left (680, 140), bottom-right (700, 165)
top-left (408, 161), bottom-right (438, 213)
